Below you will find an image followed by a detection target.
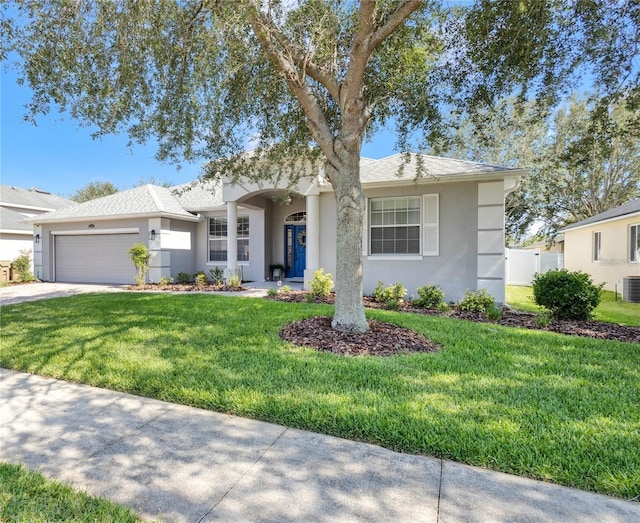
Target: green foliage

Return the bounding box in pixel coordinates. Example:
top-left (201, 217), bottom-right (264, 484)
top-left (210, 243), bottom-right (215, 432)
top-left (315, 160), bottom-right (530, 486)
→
top-left (0, 463), bottom-right (140, 522)
top-left (267, 287), bottom-right (279, 297)
top-left (532, 269), bottom-right (603, 320)
top-left (176, 272), bottom-right (191, 284)
top-left (458, 289), bottom-right (496, 314)
top-left (11, 250), bottom-right (35, 282)
top-left (127, 244), bottom-right (149, 286)
top-left (69, 181), bottom-right (118, 203)
top-left (373, 281), bottom-right (407, 310)
top-left (280, 285), bottom-right (292, 293)
top-left (209, 267), bottom-right (224, 285)
top-left (158, 276), bottom-right (173, 286)
top-left (226, 271), bottom-right (241, 289)
top-left (1, 293), bottom-right (639, 499)
top-left (414, 284), bottom-right (445, 309)
top-left (309, 268), bottom-right (334, 297)
top-left (194, 272), bottom-right (207, 288)
top-left (535, 311), bottom-right (553, 328)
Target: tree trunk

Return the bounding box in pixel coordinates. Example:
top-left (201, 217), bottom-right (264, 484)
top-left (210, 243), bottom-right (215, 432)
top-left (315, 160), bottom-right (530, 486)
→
top-left (327, 154), bottom-right (369, 333)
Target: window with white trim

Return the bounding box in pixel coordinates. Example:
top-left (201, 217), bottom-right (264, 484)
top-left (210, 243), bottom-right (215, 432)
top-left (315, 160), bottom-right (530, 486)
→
top-left (593, 231), bottom-right (601, 261)
top-left (369, 196), bottom-right (421, 255)
top-left (208, 216), bottom-right (250, 262)
top-left (630, 224), bottom-right (640, 262)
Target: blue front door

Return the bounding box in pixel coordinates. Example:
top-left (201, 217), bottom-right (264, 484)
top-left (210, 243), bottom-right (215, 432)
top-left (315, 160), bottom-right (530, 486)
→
top-left (285, 225), bottom-right (306, 279)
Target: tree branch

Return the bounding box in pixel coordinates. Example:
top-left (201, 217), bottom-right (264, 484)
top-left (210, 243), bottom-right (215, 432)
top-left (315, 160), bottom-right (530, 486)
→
top-left (245, 1), bottom-right (337, 162)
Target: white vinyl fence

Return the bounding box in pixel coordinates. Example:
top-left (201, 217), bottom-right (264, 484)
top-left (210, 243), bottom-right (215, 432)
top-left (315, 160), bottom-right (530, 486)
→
top-left (505, 248), bottom-right (564, 286)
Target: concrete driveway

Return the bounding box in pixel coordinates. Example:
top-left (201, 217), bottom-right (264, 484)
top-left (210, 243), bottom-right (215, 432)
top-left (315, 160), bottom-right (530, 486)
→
top-left (0, 282), bottom-right (127, 306)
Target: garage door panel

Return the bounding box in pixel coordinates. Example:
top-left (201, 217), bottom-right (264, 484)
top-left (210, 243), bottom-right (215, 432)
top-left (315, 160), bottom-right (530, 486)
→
top-left (55, 234), bottom-right (139, 284)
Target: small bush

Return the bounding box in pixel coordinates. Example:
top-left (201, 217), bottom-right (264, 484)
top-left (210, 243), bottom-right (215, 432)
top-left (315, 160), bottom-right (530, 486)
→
top-left (128, 244), bottom-right (150, 286)
top-left (226, 271), bottom-right (241, 288)
top-left (486, 304), bottom-right (503, 321)
top-left (158, 276), bottom-right (173, 286)
top-left (414, 284), bottom-right (445, 309)
top-left (176, 272), bottom-right (191, 284)
top-left (535, 310), bottom-right (553, 328)
top-left (304, 292), bottom-right (316, 303)
top-left (11, 250), bottom-right (36, 282)
top-left (310, 268), bottom-right (334, 297)
top-left (532, 269), bottom-right (603, 320)
top-left (209, 267), bottom-right (224, 285)
top-left (267, 287), bottom-right (279, 297)
top-left (373, 281), bottom-right (407, 310)
top-left (458, 289), bottom-right (496, 313)
top-left (280, 285), bottom-right (292, 293)
top-left (194, 272), bottom-right (207, 287)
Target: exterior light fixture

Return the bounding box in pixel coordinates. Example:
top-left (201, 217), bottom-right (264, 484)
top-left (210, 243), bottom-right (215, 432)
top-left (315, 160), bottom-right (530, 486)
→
top-left (149, 230), bottom-right (156, 240)
top-left (34, 234), bottom-right (40, 244)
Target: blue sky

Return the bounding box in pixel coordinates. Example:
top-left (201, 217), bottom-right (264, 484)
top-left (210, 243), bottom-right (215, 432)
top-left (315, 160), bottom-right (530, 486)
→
top-left (1, 65), bottom-right (397, 199)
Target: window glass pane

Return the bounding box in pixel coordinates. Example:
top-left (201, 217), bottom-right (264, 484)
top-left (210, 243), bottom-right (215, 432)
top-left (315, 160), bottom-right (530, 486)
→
top-left (369, 197), bottom-right (421, 255)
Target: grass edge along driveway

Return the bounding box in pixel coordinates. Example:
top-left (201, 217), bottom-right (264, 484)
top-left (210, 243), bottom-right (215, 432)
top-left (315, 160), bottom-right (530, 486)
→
top-left (1, 292), bottom-right (639, 500)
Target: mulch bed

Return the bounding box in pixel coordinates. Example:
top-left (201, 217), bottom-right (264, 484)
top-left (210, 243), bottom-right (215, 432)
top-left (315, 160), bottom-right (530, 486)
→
top-left (280, 316), bottom-right (442, 357)
top-left (126, 283), bottom-right (248, 292)
top-left (270, 291), bottom-right (640, 355)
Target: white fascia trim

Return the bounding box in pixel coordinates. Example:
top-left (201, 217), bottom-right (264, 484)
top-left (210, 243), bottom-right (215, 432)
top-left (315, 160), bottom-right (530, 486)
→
top-left (0, 229), bottom-right (32, 235)
top-left (317, 171), bottom-right (527, 192)
top-left (0, 202), bottom-right (56, 213)
top-left (31, 212), bottom-right (202, 225)
top-left (562, 211), bottom-right (640, 233)
top-left (51, 227), bottom-right (140, 236)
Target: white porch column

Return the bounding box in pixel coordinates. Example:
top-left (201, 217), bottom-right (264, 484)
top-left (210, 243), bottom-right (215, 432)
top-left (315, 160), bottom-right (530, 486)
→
top-left (227, 200), bottom-right (238, 276)
top-left (304, 193), bottom-right (320, 290)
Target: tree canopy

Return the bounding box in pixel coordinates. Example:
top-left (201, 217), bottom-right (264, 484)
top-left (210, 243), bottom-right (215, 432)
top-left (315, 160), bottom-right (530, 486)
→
top-left (69, 180), bottom-right (118, 203)
top-left (3, 0), bottom-right (639, 331)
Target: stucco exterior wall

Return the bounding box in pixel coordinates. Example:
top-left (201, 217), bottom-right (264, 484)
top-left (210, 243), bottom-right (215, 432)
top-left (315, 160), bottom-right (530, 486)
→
top-left (0, 234), bottom-right (32, 262)
top-left (564, 215), bottom-right (640, 291)
top-left (313, 182), bottom-right (489, 303)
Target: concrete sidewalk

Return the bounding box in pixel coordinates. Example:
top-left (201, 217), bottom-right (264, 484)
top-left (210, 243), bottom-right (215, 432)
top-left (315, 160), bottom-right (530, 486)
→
top-left (2, 370), bottom-right (638, 522)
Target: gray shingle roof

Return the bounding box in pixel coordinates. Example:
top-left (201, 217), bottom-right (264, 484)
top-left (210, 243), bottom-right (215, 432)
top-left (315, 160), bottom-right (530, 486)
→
top-left (0, 207), bottom-right (32, 233)
top-left (0, 185), bottom-right (75, 211)
top-left (172, 180), bottom-right (224, 210)
top-left (359, 153), bottom-right (521, 184)
top-left (33, 185), bottom-right (200, 222)
top-left (562, 199), bottom-right (640, 231)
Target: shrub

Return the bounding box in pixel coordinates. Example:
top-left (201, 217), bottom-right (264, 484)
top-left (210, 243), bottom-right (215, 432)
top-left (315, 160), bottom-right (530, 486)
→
top-left (414, 284), bottom-right (445, 309)
top-left (128, 244), bottom-right (150, 286)
top-left (310, 268), bottom-right (334, 297)
top-left (532, 269), bottom-right (603, 320)
top-left (176, 272), bottom-right (191, 284)
top-left (194, 272), bottom-right (207, 287)
top-left (11, 250), bottom-right (36, 282)
top-left (158, 276), bottom-right (173, 286)
top-left (458, 289), bottom-right (496, 313)
top-left (209, 267), bottom-right (224, 285)
top-left (267, 287), bottom-right (279, 297)
top-left (373, 281), bottom-right (407, 310)
top-left (280, 285), bottom-right (292, 293)
top-left (226, 270), bottom-right (241, 288)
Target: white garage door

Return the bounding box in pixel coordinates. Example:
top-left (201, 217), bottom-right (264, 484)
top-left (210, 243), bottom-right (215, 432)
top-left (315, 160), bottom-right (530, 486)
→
top-left (55, 233), bottom-right (139, 284)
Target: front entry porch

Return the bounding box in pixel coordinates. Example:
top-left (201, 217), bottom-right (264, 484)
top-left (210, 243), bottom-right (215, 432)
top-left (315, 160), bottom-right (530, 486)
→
top-left (222, 178), bottom-right (321, 290)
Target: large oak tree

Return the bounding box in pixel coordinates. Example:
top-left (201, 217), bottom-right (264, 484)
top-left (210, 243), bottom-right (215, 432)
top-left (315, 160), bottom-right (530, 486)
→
top-left (3, 0), bottom-right (638, 332)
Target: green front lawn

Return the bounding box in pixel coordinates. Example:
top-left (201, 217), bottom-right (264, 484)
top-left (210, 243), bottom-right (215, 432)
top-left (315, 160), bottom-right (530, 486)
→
top-left (0, 463), bottom-right (141, 522)
top-left (1, 293), bottom-right (639, 499)
top-left (507, 285), bottom-right (640, 327)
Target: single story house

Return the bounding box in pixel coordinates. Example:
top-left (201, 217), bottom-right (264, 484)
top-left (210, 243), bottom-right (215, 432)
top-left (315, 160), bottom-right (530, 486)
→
top-left (562, 198), bottom-right (640, 294)
top-left (31, 154), bottom-right (524, 303)
top-left (0, 185), bottom-right (75, 262)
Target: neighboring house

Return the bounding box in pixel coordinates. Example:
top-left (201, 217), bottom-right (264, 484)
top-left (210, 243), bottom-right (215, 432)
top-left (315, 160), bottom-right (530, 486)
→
top-left (31, 154), bottom-right (524, 303)
top-left (519, 234), bottom-right (564, 254)
top-left (0, 185), bottom-right (76, 263)
top-left (562, 199), bottom-right (640, 292)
